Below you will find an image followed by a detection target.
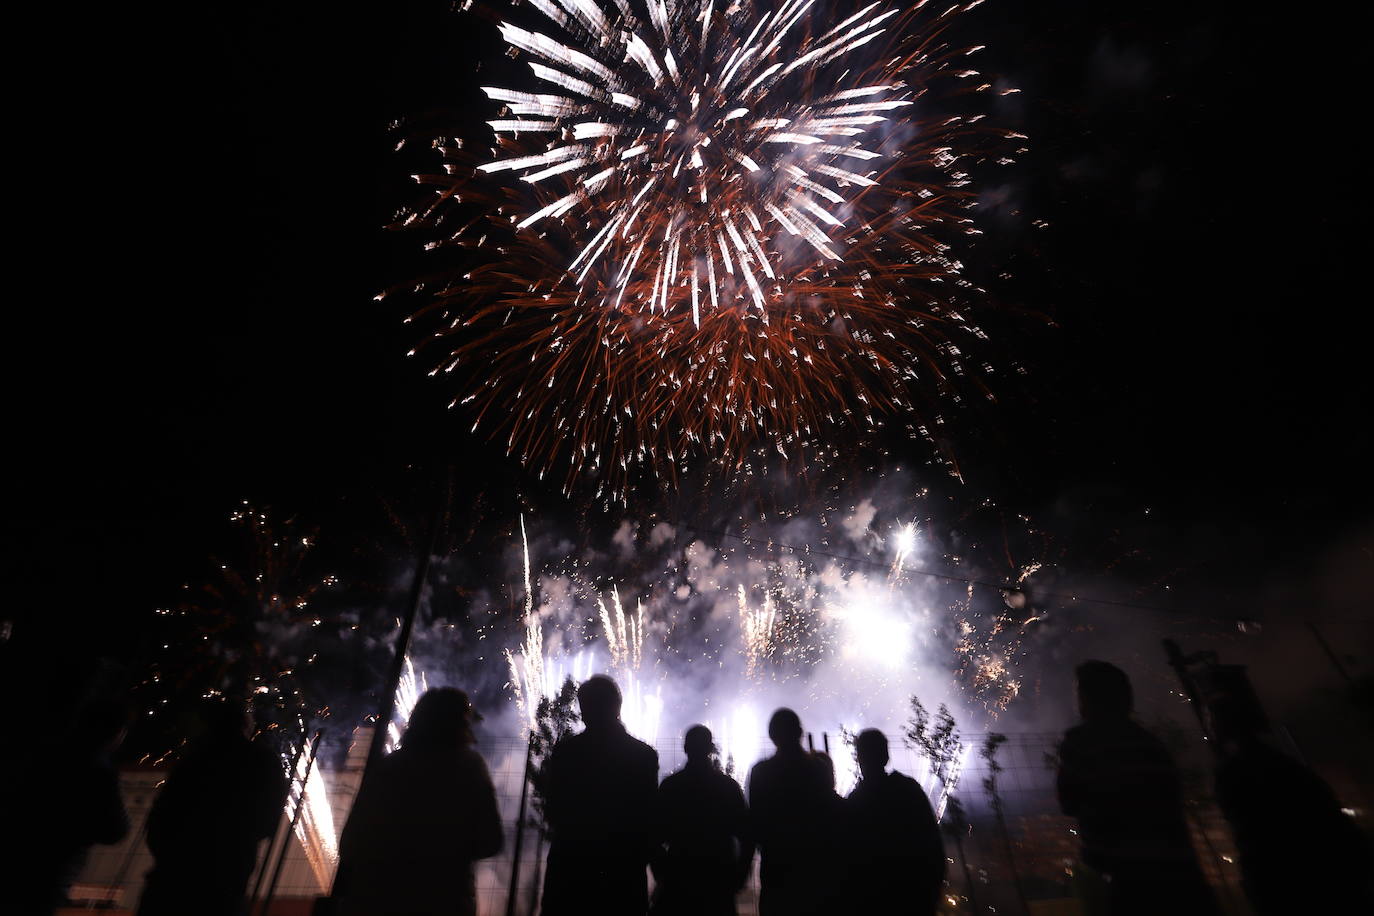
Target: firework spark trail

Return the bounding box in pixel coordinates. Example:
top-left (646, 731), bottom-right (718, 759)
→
top-left (890, 521), bottom-right (918, 574)
top-left (505, 616), bottom-right (547, 730)
top-left (932, 743), bottom-right (973, 821)
top-left (505, 518), bottom-right (664, 737)
top-left (596, 587), bottom-right (644, 671)
top-left (951, 571), bottom-right (1040, 716)
top-left (520, 514), bottom-right (533, 618)
top-left (491, 489), bottom-right (1050, 800)
top-left (506, 514), bottom-right (549, 730)
top-left (391, 0), bottom-right (1020, 500)
top-left (481, 0), bottom-right (914, 304)
top-left (386, 656), bottom-right (428, 752)
top-left (595, 587), bottom-right (662, 741)
top-left (738, 583), bottom-right (776, 679)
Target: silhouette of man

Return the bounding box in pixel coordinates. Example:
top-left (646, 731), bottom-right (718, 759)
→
top-left (808, 750), bottom-right (849, 915)
top-left (541, 674), bottom-right (659, 916)
top-left (846, 729), bottom-right (945, 916)
top-left (1057, 661), bottom-right (1217, 916)
top-left (4, 697), bottom-right (130, 915)
top-left (137, 698), bottom-right (288, 916)
top-left (650, 725), bottom-right (753, 916)
top-left (746, 708), bottom-right (831, 916)
top-left (1208, 688), bottom-right (1373, 914)
top-left (334, 688), bottom-right (503, 916)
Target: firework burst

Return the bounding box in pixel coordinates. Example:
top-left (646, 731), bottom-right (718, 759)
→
top-left (390, 0), bottom-right (1019, 499)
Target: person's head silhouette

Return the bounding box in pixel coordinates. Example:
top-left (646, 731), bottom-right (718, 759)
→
top-left (1075, 660), bottom-right (1133, 722)
top-left (1206, 677), bottom-right (1271, 751)
top-left (577, 674), bottom-right (622, 730)
top-left (403, 688), bottom-right (478, 752)
top-left (198, 697), bottom-right (251, 742)
top-left (72, 698), bottom-right (130, 755)
top-left (855, 728), bottom-right (890, 782)
top-left (767, 707), bottom-right (803, 750)
top-left (683, 724), bottom-right (715, 765)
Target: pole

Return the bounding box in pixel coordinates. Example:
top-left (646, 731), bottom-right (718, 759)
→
top-left (1163, 639), bottom-right (1213, 743)
top-left (324, 480), bottom-right (446, 905)
top-left (993, 800), bottom-right (1030, 916)
top-left (506, 735), bottom-right (535, 916)
top-left (365, 500), bottom-right (444, 767)
top-left (527, 828), bottom-right (546, 916)
top-left (249, 727), bottom-right (311, 908)
top-left (1305, 618), bottom-right (1353, 683)
top-left (260, 729), bottom-right (324, 916)
top-left (110, 793), bottom-right (154, 904)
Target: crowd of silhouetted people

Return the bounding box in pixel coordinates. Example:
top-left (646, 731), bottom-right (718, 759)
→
top-left (4, 661), bottom-right (1370, 916)
top-left (522, 675), bottom-right (948, 916)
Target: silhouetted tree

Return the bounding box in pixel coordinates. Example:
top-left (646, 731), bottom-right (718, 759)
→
top-left (529, 676), bottom-right (581, 825)
top-left (524, 676), bottom-right (580, 908)
top-left (980, 732), bottom-right (1029, 914)
top-left (839, 725), bottom-right (860, 779)
top-left (905, 697), bottom-right (974, 912)
top-left (131, 504), bottom-right (342, 760)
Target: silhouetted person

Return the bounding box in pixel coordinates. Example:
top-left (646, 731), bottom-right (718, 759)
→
top-left (334, 688), bottom-right (502, 916)
top-left (137, 698), bottom-right (287, 916)
top-left (650, 725), bottom-right (753, 916)
top-left (845, 729), bottom-right (945, 916)
top-left (808, 750), bottom-right (850, 915)
top-left (746, 709), bottom-right (831, 916)
top-left (1208, 689), bottom-right (1373, 914)
top-left (1057, 661), bottom-right (1217, 916)
top-left (541, 674), bottom-right (659, 916)
top-left (3, 698), bottom-right (130, 915)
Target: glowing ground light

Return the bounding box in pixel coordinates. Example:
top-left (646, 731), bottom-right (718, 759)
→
top-left (287, 742), bottom-right (339, 888)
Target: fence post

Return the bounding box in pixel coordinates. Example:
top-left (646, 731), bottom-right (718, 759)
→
top-left (365, 502), bottom-right (443, 768)
top-left (109, 788), bottom-right (155, 907)
top-left (260, 729), bottom-right (324, 916)
top-left (506, 735), bottom-right (535, 916)
top-left (250, 726), bottom-right (311, 909)
top-left (527, 828), bottom-right (546, 916)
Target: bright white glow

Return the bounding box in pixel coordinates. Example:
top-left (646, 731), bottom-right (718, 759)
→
top-left (714, 702), bottom-right (764, 785)
top-left (891, 522), bottom-right (917, 571)
top-left (839, 605), bottom-right (912, 668)
top-left (289, 746), bottom-right (339, 888)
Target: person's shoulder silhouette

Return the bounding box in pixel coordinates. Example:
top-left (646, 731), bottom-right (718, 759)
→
top-left (335, 688), bottom-right (501, 916)
top-left (1057, 661), bottom-right (1217, 916)
top-left (845, 729), bottom-right (944, 916)
top-left (542, 675), bottom-right (659, 916)
top-left (138, 698), bottom-right (287, 916)
top-left (651, 725), bottom-right (751, 916)
top-left (4, 696), bottom-right (131, 913)
top-left (746, 709), bottom-right (832, 916)
top-left (1209, 687), bottom-right (1372, 914)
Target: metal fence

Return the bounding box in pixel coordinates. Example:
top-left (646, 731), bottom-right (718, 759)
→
top-left (66, 728), bottom-right (1250, 916)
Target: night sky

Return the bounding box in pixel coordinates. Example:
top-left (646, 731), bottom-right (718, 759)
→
top-left (10, 1), bottom-right (1370, 693)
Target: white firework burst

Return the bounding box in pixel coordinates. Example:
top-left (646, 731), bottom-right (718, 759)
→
top-left (479, 0), bottom-right (926, 325)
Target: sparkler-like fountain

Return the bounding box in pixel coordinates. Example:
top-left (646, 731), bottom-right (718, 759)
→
top-left (496, 496), bottom-right (1037, 803)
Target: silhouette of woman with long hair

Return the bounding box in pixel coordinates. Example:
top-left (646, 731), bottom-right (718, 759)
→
top-left (335, 688), bottom-right (502, 916)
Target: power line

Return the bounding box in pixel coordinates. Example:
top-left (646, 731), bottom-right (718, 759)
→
top-left (683, 525), bottom-right (1242, 622)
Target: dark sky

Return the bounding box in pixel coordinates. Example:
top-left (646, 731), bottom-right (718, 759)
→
top-left (11, 1), bottom-right (1370, 672)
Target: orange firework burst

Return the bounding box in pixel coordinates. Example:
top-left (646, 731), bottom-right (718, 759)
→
top-left (387, 0), bottom-right (1021, 501)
